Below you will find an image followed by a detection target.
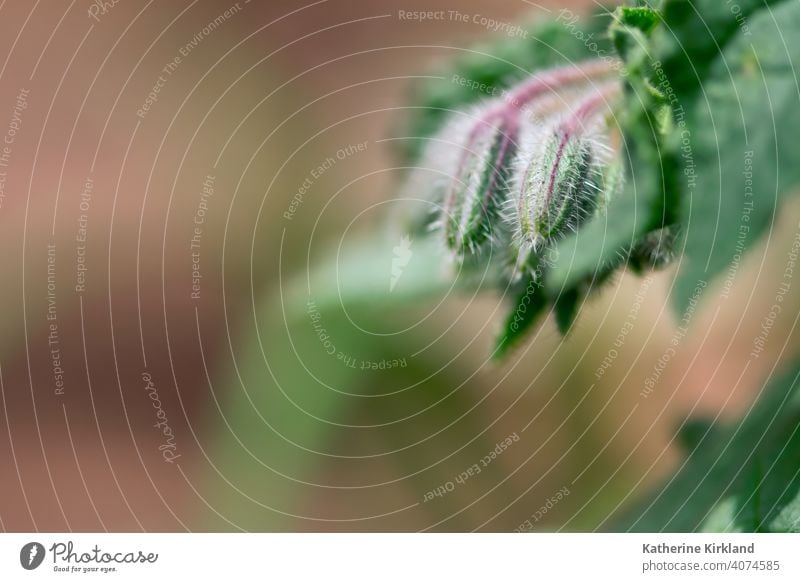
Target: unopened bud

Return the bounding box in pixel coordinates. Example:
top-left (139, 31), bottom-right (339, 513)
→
top-left (442, 106), bottom-right (519, 254)
top-left (508, 84), bottom-right (618, 272)
top-left (523, 132), bottom-right (597, 242)
top-left (434, 60), bottom-right (621, 258)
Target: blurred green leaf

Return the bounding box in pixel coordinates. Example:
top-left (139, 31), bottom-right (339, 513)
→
top-left (554, 287), bottom-right (581, 335)
top-left (673, 0), bottom-right (800, 310)
top-left (283, 230), bottom-right (452, 318)
top-left (203, 306), bottom-right (378, 530)
top-left (771, 490), bottom-right (800, 532)
top-left (493, 274), bottom-right (548, 359)
top-left (617, 361), bottom-right (800, 532)
top-left (206, 229), bottom-right (508, 530)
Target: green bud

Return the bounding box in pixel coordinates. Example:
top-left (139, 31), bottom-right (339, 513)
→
top-left (526, 132), bottom-right (597, 241)
top-left (441, 107), bottom-right (518, 255)
top-left (507, 85), bottom-right (618, 274)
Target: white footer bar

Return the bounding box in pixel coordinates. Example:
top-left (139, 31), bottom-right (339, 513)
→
top-left (1, 533), bottom-right (798, 580)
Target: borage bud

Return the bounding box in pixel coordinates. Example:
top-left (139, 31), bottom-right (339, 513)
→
top-left (508, 85), bottom-right (619, 273)
top-left (520, 132), bottom-right (596, 241)
top-left (437, 60), bottom-right (620, 258)
top-left (441, 105), bottom-right (519, 255)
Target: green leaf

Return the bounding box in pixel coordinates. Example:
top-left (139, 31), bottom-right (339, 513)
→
top-left (554, 288), bottom-right (581, 334)
top-left (493, 274), bottom-right (548, 359)
top-left (205, 233), bottom-right (526, 529)
top-left (674, 0), bottom-right (800, 309)
top-left (651, 0), bottom-right (786, 99)
top-left (203, 307), bottom-right (380, 530)
top-left (771, 491), bottom-right (800, 532)
top-left (283, 231), bottom-right (453, 319)
top-left (702, 497), bottom-right (745, 533)
top-left (204, 229), bottom-right (468, 529)
top-left (616, 361), bottom-right (800, 532)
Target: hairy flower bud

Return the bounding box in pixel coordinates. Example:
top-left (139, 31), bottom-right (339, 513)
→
top-left (441, 106), bottom-right (519, 254)
top-left (507, 84), bottom-right (619, 273)
top-left (421, 60), bottom-right (620, 259)
top-left (522, 133), bottom-right (597, 241)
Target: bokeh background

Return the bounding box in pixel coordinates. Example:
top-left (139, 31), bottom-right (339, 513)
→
top-left (0, 0), bottom-right (797, 532)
